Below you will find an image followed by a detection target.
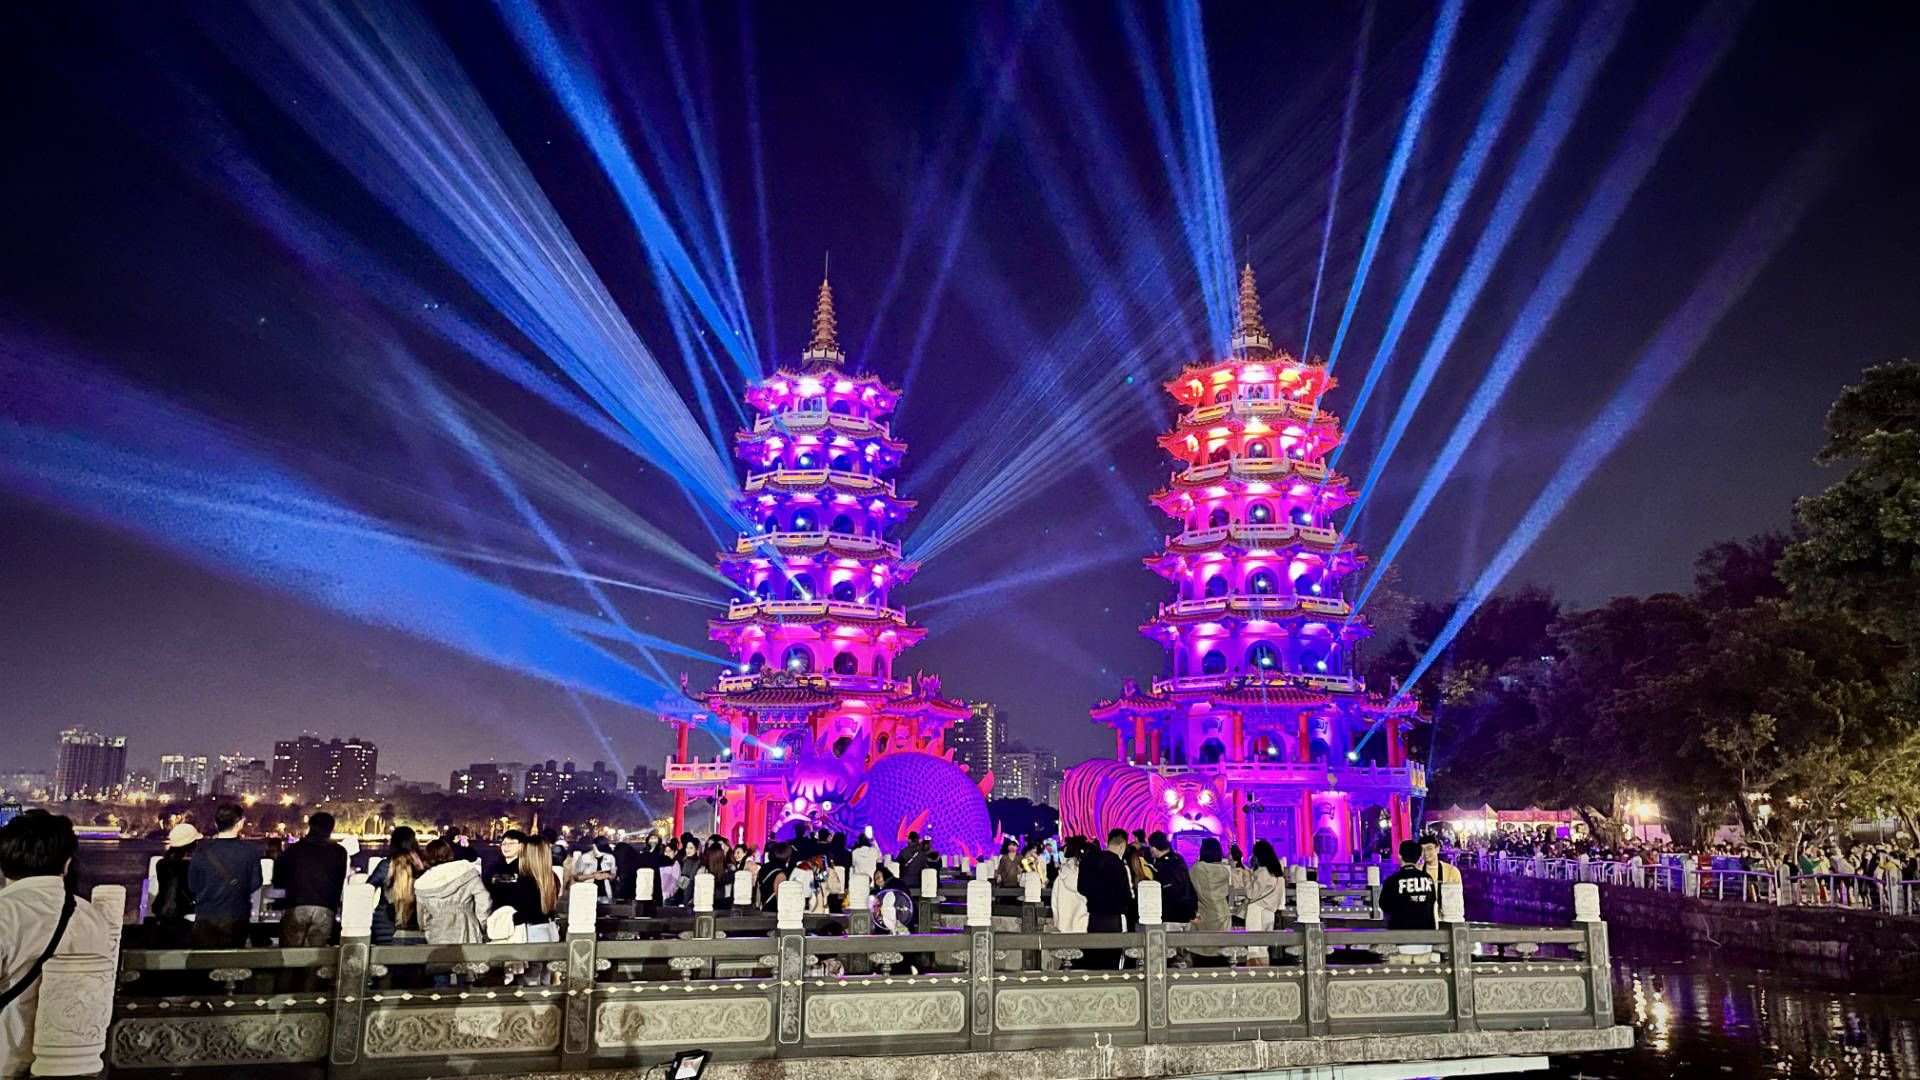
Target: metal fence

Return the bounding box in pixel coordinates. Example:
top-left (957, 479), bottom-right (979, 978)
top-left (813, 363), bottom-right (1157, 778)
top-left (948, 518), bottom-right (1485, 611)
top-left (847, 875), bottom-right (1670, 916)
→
top-left (88, 876), bottom-right (1618, 1078)
top-left (1463, 852), bottom-right (1919, 915)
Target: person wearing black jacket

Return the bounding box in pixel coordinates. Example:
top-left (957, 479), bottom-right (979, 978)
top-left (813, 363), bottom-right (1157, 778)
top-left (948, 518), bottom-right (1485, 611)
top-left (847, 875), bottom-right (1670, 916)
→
top-left (1147, 832), bottom-right (1199, 926)
top-left (1078, 830), bottom-right (1135, 970)
top-left (275, 813), bottom-right (348, 947)
top-left (1380, 839), bottom-right (1438, 931)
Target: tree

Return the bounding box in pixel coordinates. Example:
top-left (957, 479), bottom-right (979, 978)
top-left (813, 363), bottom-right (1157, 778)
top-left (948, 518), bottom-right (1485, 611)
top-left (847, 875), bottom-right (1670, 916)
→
top-left (1780, 360), bottom-right (1919, 700)
top-left (1693, 532), bottom-right (1792, 612)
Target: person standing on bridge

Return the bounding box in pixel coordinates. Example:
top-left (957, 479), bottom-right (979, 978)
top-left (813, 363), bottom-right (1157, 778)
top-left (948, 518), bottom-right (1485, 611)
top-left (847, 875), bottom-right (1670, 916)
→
top-left (1079, 830), bottom-right (1134, 970)
top-left (0, 812), bottom-right (113, 1080)
top-left (187, 803), bottom-right (261, 948)
top-left (1380, 839), bottom-right (1438, 931)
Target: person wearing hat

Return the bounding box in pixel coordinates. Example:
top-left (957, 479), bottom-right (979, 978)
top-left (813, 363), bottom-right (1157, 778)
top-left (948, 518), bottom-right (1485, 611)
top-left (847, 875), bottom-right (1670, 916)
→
top-left (148, 822), bottom-right (201, 947)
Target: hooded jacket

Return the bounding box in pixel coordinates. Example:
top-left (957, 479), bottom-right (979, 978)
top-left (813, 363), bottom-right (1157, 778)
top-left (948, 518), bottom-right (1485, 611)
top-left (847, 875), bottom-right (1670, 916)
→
top-left (414, 859), bottom-right (494, 945)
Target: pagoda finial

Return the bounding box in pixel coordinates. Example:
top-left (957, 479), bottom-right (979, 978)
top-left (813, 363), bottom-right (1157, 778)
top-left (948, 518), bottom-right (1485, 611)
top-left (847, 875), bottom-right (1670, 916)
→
top-left (801, 255), bottom-right (844, 367)
top-left (1230, 262), bottom-right (1272, 354)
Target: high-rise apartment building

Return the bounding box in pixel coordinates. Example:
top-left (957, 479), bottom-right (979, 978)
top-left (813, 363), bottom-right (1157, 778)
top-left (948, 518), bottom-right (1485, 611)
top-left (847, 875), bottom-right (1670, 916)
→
top-left (159, 754), bottom-right (211, 795)
top-left (272, 735), bottom-right (378, 803)
top-left (53, 728), bottom-right (128, 801)
top-left (952, 702), bottom-right (1001, 785)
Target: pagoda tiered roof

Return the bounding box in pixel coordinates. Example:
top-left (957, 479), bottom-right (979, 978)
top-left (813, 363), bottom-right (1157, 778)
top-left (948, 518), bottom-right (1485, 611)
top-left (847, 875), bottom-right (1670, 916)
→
top-left (699, 669), bottom-right (967, 720)
top-left (737, 411), bottom-right (907, 452)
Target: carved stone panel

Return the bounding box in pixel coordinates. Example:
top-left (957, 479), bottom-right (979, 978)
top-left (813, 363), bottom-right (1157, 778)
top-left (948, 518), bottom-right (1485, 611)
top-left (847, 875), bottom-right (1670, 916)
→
top-left (1326, 978), bottom-right (1450, 1019)
top-left (994, 985), bottom-right (1140, 1032)
top-left (362, 1004), bottom-right (561, 1058)
top-left (111, 1014), bottom-right (330, 1068)
top-left (596, 998), bottom-right (772, 1048)
top-left (1474, 975), bottom-right (1588, 1015)
top-left (805, 990), bottom-right (964, 1039)
top-left (1168, 981), bottom-right (1302, 1025)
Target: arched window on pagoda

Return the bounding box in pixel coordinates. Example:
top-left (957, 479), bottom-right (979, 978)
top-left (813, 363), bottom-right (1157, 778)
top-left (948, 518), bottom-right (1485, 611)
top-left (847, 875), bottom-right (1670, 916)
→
top-left (829, 399), bottom-right (853, 415)
top-left (830, 513), bottom-right (855, 535)
top-left (875, 732), bottom-right (890, 754)
top-left (1297, 631), bottom-right (1333, 673)
top-left (782, 646), bottom-right (813, 673)
top-left (832, 735), bottom-right (854, 757)
top-left (791, 510), bottom-right (816, 532)
top-left (1208, 507), bottom-right (1230, 528)
top-left (754, 580), bottom-right (774, 601)
top-left (1200, 649), bottom-right (1227, 675)
top-left (746, 652), bottom-right (767, 672)
top-left (790, 574), bottom-right (816, 600)
top-left (1198, 738), bottom-right (1226, 765)
top-left (802, 396), bottom-right (827, 412)
top-left (871, 654), bottom-right (888, 676)
top-left (830, 453), bottom-right (853, 472)
top-left (1245, 440), bottom-right (1271, 459)
top-left (1247, 568), bottom-right (1278, 594)
top-left (1249, 732), bottom-right (1280, 759)
top-left (1248, 384), bottom-right (1270, 400)
top-left (1209, 444), bottom-right (1232, 464)
top-left (1309, 738), bottom-right (1331, 764)
top-left (1204, 575), bottom-right (1229, 599)
top-left (1247, 642), bottom-right (1280, 671)
top-left (1292, 562), bottom-right (1326, 596)
top-left (1247, 501), bottom-right (1274, 524)
top-left (795, 450), bottom-right (819, 469)
top-left (831, 580), bottom-right (856, 602)
top-left (1291, 505), bottom-right (1313, 526)
top-left (832, 651), bottom-right (858, 675)
top-left (1212, 386), bottom-right (1233, 405)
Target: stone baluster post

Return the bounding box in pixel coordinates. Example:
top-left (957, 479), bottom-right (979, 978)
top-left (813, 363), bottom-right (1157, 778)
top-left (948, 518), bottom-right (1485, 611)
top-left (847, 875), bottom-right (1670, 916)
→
top-left (731, 869), bottom-right (756, 914)
top-left (327, 882), bottom-right (376, 1078)
top-left (1135, 880), bottom-right (1166, 1044)
top-left (1365, 865), bottom-right (1382, 921)
top-left (1440, 882), bottom-right (1476, 1032)
top-left (634, 867), bottom-right (655, 918)
top-left (774, 881), bottom-right (808, 1049)
top-left (917, 869), bottom-right (939, 935)
top-left (975, 860), bottom-right (995, 882)
top-left (1680, 855), bottom-right (1700, 898)
top-left (1296, 881), bottom-right (1328, 1036)
top-left (845, 874), bottom-right (872, 975)
top-left (1018, 872), bottom-right (1044, 970)
top-left (561, 882), bottom-right (599, 1069)
top-left (965, 881), bottom-right (994, 1049)
top-left (692, 871), bottom-right (717, 948)
top-left (1573, 883), bottom-right (1611, 1029)
top-left (29, 954), bottom-right (114, 1078)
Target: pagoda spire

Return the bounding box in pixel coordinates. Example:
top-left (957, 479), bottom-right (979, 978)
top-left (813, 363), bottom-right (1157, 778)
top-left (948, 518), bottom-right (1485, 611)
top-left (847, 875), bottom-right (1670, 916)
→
top-left (1229, 262), bottom-right (1273, 355)
top-left (800, 258), bottom-right (845, 367)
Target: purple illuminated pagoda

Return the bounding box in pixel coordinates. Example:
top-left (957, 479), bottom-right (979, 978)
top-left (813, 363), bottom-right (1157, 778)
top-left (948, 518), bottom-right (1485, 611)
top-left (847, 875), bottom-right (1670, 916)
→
top-left (664, 275), bottom-right (994, 855)
top-left (1065, 265), bottom-right (1425, 863)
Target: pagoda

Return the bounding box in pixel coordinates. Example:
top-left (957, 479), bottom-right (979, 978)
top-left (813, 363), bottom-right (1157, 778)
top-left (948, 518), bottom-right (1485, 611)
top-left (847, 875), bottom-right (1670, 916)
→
top-left (1066, 265), bottom-right (1425, 863)
top-left (665, 275), bottom-right (993, 854)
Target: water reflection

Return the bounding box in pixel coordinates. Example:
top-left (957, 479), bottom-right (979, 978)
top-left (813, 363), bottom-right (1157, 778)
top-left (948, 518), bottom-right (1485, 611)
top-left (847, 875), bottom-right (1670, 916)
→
top-left (1482, 907), bottom-right (1920, 1079)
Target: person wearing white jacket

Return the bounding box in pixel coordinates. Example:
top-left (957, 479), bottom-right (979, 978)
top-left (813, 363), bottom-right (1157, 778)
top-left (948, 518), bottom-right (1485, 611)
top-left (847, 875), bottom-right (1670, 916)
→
top-left (1051, 838), bottom-right (1089, 935)
top-left (415, 840), bottom-right (494, 947)
top-left (1244, 840), bottom-right (1286, 967)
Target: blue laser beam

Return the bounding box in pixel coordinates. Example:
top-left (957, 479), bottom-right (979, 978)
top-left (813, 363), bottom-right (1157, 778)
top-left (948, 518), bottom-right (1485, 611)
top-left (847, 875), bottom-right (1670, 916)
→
top-left (1325, 0), bottom-right (1562, 471)
top-left (1342, 0), bottom-right (1632, 526)
top-left (1349, 0), bottom-right (1745, 619)
top-left (1367, 106), bottom-right (1861, 749)
top-left (1322, 0), bottom-right (1465, 374)
top-left (1303, 1), bottom-right (1376, 361)
top-left (492, 0), bottom-right (759, 380)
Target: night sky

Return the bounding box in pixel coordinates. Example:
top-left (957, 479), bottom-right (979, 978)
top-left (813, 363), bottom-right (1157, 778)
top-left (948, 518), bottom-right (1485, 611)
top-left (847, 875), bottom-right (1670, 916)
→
top-left (3, 1), bottom-right (1917, 789)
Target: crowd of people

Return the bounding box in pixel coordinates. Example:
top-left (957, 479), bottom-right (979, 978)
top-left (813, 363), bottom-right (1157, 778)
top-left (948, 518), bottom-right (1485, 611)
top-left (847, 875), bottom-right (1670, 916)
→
top-left (1455, 828), bottom-right (1920, 883)
top-left (1, 804), bottom-right (1493, 1073)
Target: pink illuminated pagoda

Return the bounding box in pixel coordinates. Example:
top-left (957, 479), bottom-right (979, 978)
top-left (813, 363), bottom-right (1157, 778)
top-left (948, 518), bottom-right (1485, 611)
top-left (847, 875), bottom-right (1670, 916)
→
top-left (1065, 265), bottom-right (1425, 864)
top-left (664, 276), bottom-right (994, 855)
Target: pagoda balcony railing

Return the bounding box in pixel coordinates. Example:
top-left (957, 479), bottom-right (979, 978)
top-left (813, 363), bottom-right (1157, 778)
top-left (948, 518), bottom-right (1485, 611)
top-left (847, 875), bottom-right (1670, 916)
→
top-left (744, 468), bottom-right (897, 496)
top-left (1181, 398), bottom-right (1320, 426)
top-left (1176, 456), bottom-right (1332, 486)
top-left (725, 598), bottom-right (907, 622)
top-left (710, 671), bottom-right (906, 695)
top-left (663, 757), bottom-right (793, 790)
top-left (1170, 523), bottom-right (1344, 549)
top-left (1156, 595), bottom-right (1354, 618)
top-left (1151, 672), bottom-right (1364, 694)
top-left (750, 411), bottom-right (893, 440)
top-left (733, 530), bottom-right (902, 559)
